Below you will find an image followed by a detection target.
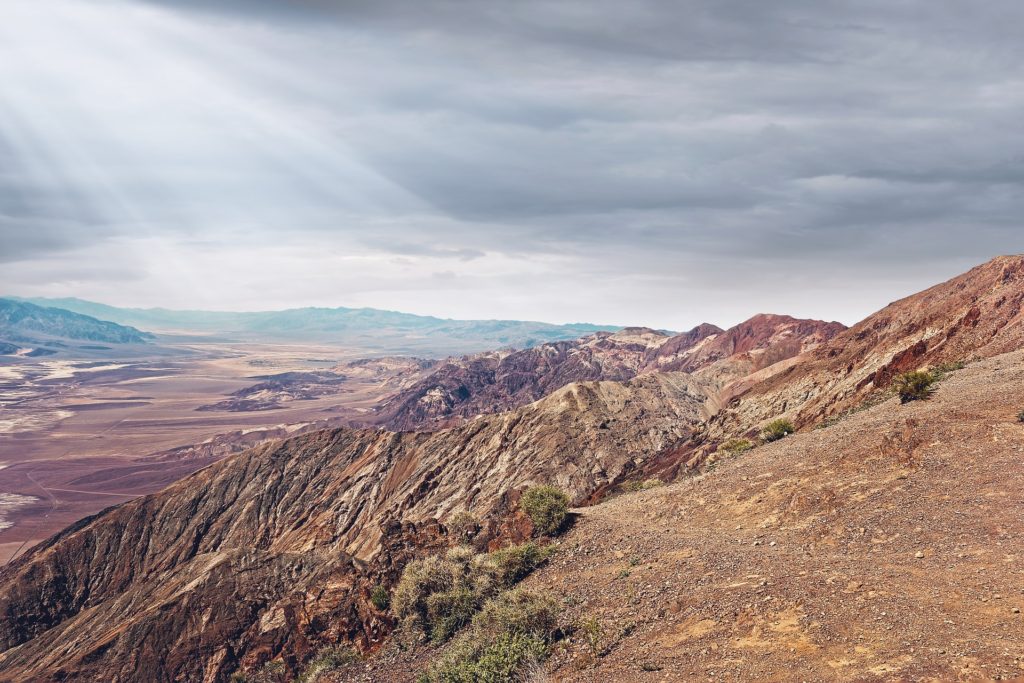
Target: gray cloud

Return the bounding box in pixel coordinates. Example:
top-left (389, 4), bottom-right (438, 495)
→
top-left (0, 0), bottom-right (1022, 329)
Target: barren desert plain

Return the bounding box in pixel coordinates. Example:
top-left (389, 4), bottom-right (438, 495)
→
top-left (0, 339), bottom-right (431, 563)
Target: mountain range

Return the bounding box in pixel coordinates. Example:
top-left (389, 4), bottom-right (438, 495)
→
top-left (0, 299), bottom-right (153, 353)
top-left (13, 297), bottom-right (621, 356)
top-left (1, 256), bottom-right (1023, 681)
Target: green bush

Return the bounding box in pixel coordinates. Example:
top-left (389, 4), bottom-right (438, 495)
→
top-left (892, 370), bottom-right (936, 403)
top-left (521, 485), bottom-right (570, 536)
top-left (718, 438), bottom-right (754, 456)
top-left (760, 418), bottom-right (795, 442)
top-left (369, 584), bottom-right (390, 611)
top-left (489, 542), bottom-right (555, 587)
top-left (393, 543), bottom-right (553, 644)
top-left (297, 645), bottom-right (359, 683)
top-left (426, 587), bottom-right (478, 643)
top-left (419, 589), bottom-right (560, 683)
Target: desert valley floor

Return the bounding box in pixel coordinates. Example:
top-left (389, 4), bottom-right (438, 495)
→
top-left (0, 340), bottom-right (428, 563)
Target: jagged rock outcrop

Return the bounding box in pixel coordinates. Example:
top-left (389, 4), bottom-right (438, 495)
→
top-left (374, 327), bottom-right (692, 430)
top-left (375, 318), bottom-right (843, 432)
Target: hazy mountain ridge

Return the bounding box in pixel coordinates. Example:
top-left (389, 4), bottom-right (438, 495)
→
top-left (16, 297), bottom-right (620, 356)
top-left (0, 299), bottom-right (153, 349)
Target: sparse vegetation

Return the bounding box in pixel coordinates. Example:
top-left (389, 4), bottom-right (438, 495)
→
top-left (393, 543), bottom-right (554, 644)
top-left (620, 478), bottom-right (663, 492)
top-left (296, 645), bottom-right (360, 683)
top-left (930, 359), bottom-right (967, 380)
top-left (521, 485), bottom-right (570, 536)
top-left (370, 584), bottom-right (390, 611)
top-left (1018, 409), bottom-right (1024, 423)
top-left (717, 438), bottom-right (754, 456)
top-left (892, 369), bottom-right (937, 403)
top-left (577, 615), bottom-right (604, 657)
top-left (418, 589), bottom-right (560, 682)
top-left (761, 418), bottom-right (796, 442)
top-left (490, 542), bottom-right (555, 586)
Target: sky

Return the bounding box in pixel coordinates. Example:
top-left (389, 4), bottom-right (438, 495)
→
top-left (1, 0), bottom-right (1023, 330)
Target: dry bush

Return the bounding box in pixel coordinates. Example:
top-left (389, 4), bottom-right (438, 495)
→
top-left (394, 543), bottom-right (554, 644)
top-left (521, 486), bottom-right (570, 536)
top-left (892, 370), bottom-right (936, 403)
top-left (761, 418), bottom-right (795, 442)
top-left (419, 589), bottom-right (560, 683)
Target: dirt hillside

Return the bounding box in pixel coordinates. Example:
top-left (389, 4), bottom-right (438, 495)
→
top-left (335, 349), bottom-right (1024, 682)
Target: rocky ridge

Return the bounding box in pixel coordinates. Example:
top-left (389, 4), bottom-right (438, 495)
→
top-left (376, 316), bottom-right (843, 432)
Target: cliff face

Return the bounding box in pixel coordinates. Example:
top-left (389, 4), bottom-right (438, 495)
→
top-left (0, 373), bottom-right (711, 682)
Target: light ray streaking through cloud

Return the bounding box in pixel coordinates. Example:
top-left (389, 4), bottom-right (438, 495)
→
top-left (1, 0), bottom-right (1023, 329)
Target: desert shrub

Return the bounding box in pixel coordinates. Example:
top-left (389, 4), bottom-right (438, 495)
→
top-left (394, 543), bottom-right (553, 644)
top-left (420, 589), bottom-right (560, 683)
top-left (490, 542), bottom-right (555, 587)
top-left (718, 438), bottom-right (754, 456)
top-left (892, 370), bottom-right (936, 403)
top-left (393, 544), bottom-right (485, 643)
top-left (577, 615), bottom-right (604, 656)
top-left (472, 589), bottom-right (560, 642)
top-left (296, 645), bottom-right (359, 683)
top-left (370, 584), bottom-right (390, 611)
top-left (760, 418), bottom-right (795, 442)
top-left (427, 587), bottom-right (479, 643)
top-left (521, 485), bottom-right (570, 536)
top-left (447, 511), bottom-right (480, 544)
top-left (1018, 409), bottom-right (1024, 423)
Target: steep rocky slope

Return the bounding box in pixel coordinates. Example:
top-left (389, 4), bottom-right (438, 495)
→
top-left (706, 255), bottom-right (1024, 449)
top-left (336, 349), bottom-right (1024, 682)
top-left (0, 372), bottom-right (712, 682)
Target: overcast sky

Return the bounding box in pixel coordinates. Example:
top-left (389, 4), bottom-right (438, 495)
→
top-left (1, 1), bottom-right (1023, 329)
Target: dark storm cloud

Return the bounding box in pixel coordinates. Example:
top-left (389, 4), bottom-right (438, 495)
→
top-left (2, 0), bottom-right (1023, 326)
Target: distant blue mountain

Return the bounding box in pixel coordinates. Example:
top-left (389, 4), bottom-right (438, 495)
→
top-left (14, 297), bottom-right (618, 356)
top-left (0, 299), bottom-right (153, 348)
